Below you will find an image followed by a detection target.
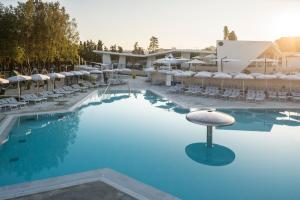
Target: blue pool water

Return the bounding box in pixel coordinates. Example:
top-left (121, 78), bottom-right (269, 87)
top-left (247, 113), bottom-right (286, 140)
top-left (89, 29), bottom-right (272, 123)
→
top-left (1, 90), bottom-right (300, 200)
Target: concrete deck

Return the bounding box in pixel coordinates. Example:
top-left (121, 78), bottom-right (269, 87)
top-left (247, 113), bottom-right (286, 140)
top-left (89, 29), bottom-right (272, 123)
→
top-left (0, 168), bottom-right (179, 200)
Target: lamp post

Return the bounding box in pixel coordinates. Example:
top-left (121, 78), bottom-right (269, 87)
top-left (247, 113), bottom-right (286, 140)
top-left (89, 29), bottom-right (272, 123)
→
top-left (220, 56), bottom-right (227, 72)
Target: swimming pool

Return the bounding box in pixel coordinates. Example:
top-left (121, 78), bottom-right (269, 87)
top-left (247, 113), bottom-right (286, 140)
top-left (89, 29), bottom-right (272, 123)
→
top-left (1, 90), bottom-right (300, 200)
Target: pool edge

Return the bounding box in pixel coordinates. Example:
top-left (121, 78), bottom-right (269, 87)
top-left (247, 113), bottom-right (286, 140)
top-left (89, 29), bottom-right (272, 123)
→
top-left (0, 168), bottom-right (180, 200)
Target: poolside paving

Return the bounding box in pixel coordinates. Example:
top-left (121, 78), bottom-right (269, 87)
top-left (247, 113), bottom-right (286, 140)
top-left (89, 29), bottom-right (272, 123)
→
top-left (12, 181), bottom-right (136, 200)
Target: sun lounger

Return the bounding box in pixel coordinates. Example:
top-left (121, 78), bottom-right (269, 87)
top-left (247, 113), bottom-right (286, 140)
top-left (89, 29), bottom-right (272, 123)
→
top-left (0, 99), bottom-right (19, 110)
top-left (278, 91), bottom-right (288, 101)
top-left (54, 88), bottom-right (74, 95)
top-left (6, 97), bottom-right (27, 107)
top-left (40, 91), bottom-right (62, 99)
top-left (246, 90), bottom-right (256, 102)
top-left (63, 86), bottom-right (80, 92)
top-left (72, 84), bottom-right (88, 92)
top-left (268, 91), bottom-right (277, 101)
top-left (229, 89), bottom-right (240, 100)
top-left (220, 88), bottom-right (233, 99)
top-left (21, 94), bottom-right (46, 103)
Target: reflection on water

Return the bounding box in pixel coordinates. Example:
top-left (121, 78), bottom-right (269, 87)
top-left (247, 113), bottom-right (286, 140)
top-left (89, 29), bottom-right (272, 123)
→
top-left (217, 109), bottom-right (300, 132)
top-left (0, 113), bottom-right (79, 181)
top-left (185, 143), bottom-right (235, 166)
top-left (143, 90), bottom-right (190, 114)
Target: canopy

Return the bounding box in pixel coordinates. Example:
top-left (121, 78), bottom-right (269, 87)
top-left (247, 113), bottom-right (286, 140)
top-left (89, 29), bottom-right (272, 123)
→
top-left (251, 73), bottom-right (264, 78)
top-left (61, 72), bottom-right (75, 77)
top-left (90, 69), bottom-right (103, 74)
top-left (256, 74), bottom-right (277, 80)
top-left (144, 67), bottom-right (156, 72)
top-left (48, 73), bottom-right (65, 79)
top-left (186, 110), bottom-right (235, 127)
top-left (174, 71), bottom-right (195, 77)
top-left (8, 75), bottom-right (32, 82)
top-left (282, 75), bottom-right (300, 81)
top-left (154, 54), bottom-right (189, 69)
top-left (0, 78), bottom-right (9, 84)
top-left (233, 73), bottom-right (254, 80)
top-left (204, 54), bottom-right (217, 59)
top-left (70, 71), bottom-right (84, 76)
top-left (194, 71), bottom-right (212, 78)
top-left (31, 74), bottom-right (50, 81)
top-left (213, 72), bottom-right (232, 79)
top-left (80, 70), bottom-right (90, 75)
top-left (186, 59), bottom-right (206, 65)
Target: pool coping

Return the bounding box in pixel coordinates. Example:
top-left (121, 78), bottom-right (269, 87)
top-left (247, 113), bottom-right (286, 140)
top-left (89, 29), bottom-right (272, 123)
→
top-left (0, 168), bottom-right (180, 200)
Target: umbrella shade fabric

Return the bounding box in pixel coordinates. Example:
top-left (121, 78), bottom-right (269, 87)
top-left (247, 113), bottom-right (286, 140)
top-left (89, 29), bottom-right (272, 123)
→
top-left (174, 71), bottom-right (195, 77)
top-left (90, 69), bottom-right (103, 74)
top-left (233, 73), bottom-right (254, 80)
top-left (213, 72), bottom-right (232, 79)
top-left (157, 69), bottom-right (175, 75)
top-left (144, 68), bottom-right (155, 72)
top-left (204, 54), bottom-right (217, 59)
top-left (251, 73), bottom-right (264, 78)
top-left (119, 68), bottom-right (131, 73)
top-left (194, 71), bottom-right (212, 78)
top-left (48, 73), bottom-right (65, 79)
top-left (283, 75), bottom-right (300, 81)
top-left (70, 71), bottom-right (84, 76)
top-left (186, 60), bottom-right (206, 65)
top-left (186, 110), bottom-right (235, 127)
top-left (212, 58), bottom-right (240, 63)
top-left (0, 78), bottom-right (9, 84)
top-left (103, 69), bottom-right (114, 73)
top-left (256, 74), bottom-right (277, 80)
top-left (79, 70), bottom-right (90, 75)
top-left (60, 72), bottom-right (75, 77)
top-left (8, 75), bottom-right (32, 82)
top-left (31, 74), bottom-right (50, 81)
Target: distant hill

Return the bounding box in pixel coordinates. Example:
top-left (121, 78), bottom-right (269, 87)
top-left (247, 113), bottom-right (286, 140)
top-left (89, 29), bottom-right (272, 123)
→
top-left (275, 37), bottom-right (300, 52)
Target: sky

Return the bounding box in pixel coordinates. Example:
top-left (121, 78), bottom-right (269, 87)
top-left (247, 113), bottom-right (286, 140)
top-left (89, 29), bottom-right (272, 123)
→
top-left (2, 0), bottom-right (300, 50)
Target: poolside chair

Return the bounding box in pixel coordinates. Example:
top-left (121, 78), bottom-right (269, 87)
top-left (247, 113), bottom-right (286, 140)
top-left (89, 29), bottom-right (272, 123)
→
top-left (0, 99), bottom-right (19, 111)
top-left (246, 90), bottom-right (256, 102)
top-left (220, 88), bottom-right (233, 99)
top-left (21, 94), bottom-right (46, 104)
top-left (291, 91), bottom-right (300, 102)
top-left (63, 86), bottom-right (81, 93)
top-left (268, 91), bottom-right (277, 101)
top-left (229, 89), bottom-right (240, 100)
top-left (255, 91), bottom-right (266, 102)
top-left (6, 97), bottom-right (27, 108)
top-left (54, 88), bottom-right (74, 95)
top-left (72, 84), bottom-right (88, 91)
top-left (208, 87), bottom-right (219, 98)
top-left (39, 91), bottom-right (62, 99)
top-left (278, 91), bottom-right (288, 102)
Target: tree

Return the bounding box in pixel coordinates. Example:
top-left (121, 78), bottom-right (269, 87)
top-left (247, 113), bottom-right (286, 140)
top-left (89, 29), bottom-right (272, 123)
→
top-left (117, 46), bottom-right (123, 53)
top-left (223, 26), bottom-right (238, 41)
top-left (97, 40), bottom-right (104, 51)
top-left (223, 26), bottom-right (229, 40)
top-left (132, 42), bottom-right (144, 55)
top-left (228, 31), bottom-right (238, 40)
top-left (0, 0), bottom-right (79, 73)
top-left (147, 36), bottom-right (159, 53)
top-left (110, 44), bottom-right (117, 52)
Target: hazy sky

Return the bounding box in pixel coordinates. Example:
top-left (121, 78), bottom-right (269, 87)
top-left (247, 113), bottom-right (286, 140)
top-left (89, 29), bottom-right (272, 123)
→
top-left (3, 0), bottom-right (300, 49)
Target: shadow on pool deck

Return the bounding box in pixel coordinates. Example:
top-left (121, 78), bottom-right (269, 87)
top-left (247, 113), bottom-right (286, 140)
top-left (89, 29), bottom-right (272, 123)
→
top-left (12, 181), bottom-right (136, 200)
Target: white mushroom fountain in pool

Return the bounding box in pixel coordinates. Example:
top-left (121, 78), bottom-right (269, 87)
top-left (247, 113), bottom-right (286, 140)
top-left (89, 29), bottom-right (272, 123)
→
top-left (186, 109), bottom-right (235, 148)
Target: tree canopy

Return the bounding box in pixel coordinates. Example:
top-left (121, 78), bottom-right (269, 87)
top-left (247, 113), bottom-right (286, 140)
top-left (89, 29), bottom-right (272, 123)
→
top-left (148, 36), bottom-right (159, 53)
top-left (132, 42), bottom-right (144, 55)
top-left (0, 0), bottom-right (79, 74)
top-left (223, 26), bottom-right (238, 41)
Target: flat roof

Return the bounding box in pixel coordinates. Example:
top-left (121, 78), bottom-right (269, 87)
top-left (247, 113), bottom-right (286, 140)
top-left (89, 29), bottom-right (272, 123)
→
top-left (93, 49), bottom-right (214, 58)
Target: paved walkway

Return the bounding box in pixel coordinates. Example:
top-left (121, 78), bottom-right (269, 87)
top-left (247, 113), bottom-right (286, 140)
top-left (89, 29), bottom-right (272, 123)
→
top-left (12, 181), bottom-right (135, 200)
